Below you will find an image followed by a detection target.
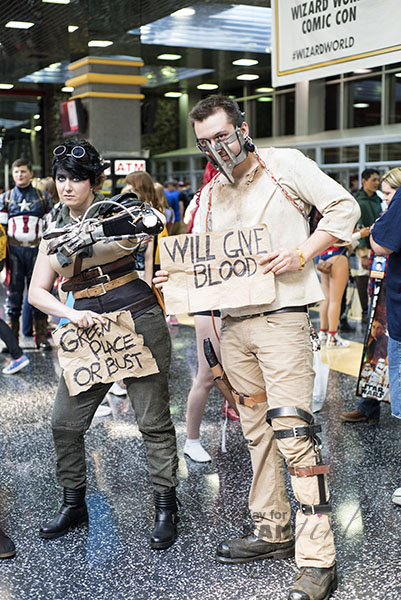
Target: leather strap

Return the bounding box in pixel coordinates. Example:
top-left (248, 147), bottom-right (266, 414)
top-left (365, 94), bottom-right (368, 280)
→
top-left (120, 295), bottom-right (158, 315)
top-left (300, 502), bottom-right (331, 515)
top-left (73, 271), bottom-right (138, 299)
top-left (274, 424), bottom-right (322, 439)
top-left (232, 390), bottom-right (267, 407)
top-left (266, 406), bottom-right (314, 426)
top-left (288, 464), bottom-right (329, 477)
top-left (62, 255), bottom-right (134, 291)
top-left (232, 305), bottom-right (307, 320)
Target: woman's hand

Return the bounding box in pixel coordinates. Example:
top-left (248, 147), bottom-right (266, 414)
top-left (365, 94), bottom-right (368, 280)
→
top-left (69, 309), bottom-right (106, 328)
top-left (153, 269), bottom-right (169, 289)
top-left (259, 248), bottom-right (303, 275)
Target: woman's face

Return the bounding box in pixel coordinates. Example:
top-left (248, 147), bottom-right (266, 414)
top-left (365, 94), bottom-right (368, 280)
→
top-left (55, 169), bottom-right (93, 216)
top-left (381, 180), bottom-right (397, 206)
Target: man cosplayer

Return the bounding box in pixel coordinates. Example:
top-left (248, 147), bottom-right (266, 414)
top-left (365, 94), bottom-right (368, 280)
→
top-left (0, 158), bottom-right (53, 349)
top-left (155, 96), bottom-right (360, 600)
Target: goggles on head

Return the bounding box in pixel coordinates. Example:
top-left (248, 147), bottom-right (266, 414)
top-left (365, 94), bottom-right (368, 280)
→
top-left (196, 128), bottom-right (252, 184)
top-left (53, 145), bottom-right (86, 159)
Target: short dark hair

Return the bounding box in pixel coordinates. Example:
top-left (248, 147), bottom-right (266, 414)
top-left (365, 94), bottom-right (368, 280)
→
top-left (361, 168), bottom-right (379, 181)
top-left (52, 138), bottom-right (106, 186)
top-left (12, 158), bottom-right (32, 171)
top-left (188, 95), bottom-right (243, 127)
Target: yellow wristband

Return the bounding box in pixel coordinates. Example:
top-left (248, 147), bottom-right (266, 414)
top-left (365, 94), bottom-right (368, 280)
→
top-left (295, 247), bottom-right (305, 271)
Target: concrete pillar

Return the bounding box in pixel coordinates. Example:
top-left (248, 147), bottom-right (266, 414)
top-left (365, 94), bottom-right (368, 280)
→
top-left (65, 56), bottom-right (147, 157)
top-left (295, 80), bottom-right (325, 136)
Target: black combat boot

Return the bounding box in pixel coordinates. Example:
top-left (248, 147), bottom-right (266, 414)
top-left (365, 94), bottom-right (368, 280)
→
top-left (0, 527), bottom-right (16, 559)
top-left (39, 487), bottom-right (88, 539)
top-left (150, 488), bottom-right (179, 550)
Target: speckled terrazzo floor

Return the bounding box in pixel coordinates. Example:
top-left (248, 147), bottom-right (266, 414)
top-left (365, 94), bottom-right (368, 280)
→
top-left (1, 307), bottom-right (401, 600)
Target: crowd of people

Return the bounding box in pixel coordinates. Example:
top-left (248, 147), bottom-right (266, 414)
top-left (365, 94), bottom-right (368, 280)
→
top-left (0, 95), bottom-right (400, 600)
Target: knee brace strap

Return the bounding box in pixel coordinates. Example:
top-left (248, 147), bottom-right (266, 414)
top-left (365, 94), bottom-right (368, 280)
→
top-left (288, 464), bottom-right (329, 477)
top-left (300, 502), bottom-right (331, 516)
top-left (232, 390), bottom-right (267, 407)
top-left (266, 406), bottom-right (313, 426)
top-left (274, 424), bottom-right (322, 439)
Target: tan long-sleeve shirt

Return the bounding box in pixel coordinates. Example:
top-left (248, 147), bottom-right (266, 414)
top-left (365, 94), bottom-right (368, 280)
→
top-left (198, 147), bottom-right (360, 318)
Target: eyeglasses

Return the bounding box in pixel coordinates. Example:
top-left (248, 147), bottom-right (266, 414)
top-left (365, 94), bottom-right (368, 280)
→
top-left (53, 145), bottom-right (86, 159)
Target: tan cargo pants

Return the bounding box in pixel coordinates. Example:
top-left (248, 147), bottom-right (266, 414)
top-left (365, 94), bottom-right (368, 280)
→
top-left (220, 311), bottom-right (336, 568)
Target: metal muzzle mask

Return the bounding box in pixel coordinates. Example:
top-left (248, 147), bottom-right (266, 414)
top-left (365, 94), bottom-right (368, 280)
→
top-left (197, 128), bottom-right (252, 184)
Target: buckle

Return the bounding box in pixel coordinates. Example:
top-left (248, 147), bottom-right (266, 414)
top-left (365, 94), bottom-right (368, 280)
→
top-left (87, 266), bottom-right (104, 277)
top-left (90, 281), bottom-right (108, 296)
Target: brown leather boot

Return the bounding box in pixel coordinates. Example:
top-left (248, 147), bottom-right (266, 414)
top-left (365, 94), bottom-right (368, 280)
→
top-left (288, 564), bottom-right (337, 600)
top-left (216, 533), bottom-right (294, 564)
top-left (33, 318), bottom-right (51, 350)
top-left (340, 409), bottom-right (379, 424)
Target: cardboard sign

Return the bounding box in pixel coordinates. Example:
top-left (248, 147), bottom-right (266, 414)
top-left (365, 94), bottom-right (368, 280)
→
top-left (52, 310), bottom-right (159, 396)
top-left (159, 225), bottom-right (275, 314)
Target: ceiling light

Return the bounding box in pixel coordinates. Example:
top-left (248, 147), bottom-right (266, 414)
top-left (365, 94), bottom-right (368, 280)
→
top-left (232, 59), bottom-right (259, 67)
top-left (236, 74), bottom-right (260, 81)
top-left (395, 72), bottom-right (401, 78)
top-left (171, 8), bottom-right (195, 17)
top-left (68, 25), bottom-right (79, 33)
top-left (353, 69), bottom-right (372, 74)
top-left (61, 86), bottom-right (74, 92)
top-left (157, 54), bottom-right (182, 61)
top-left (42, 0), bottom-right (70, 4)
top-left (258, 97), bottom-right (272, 102)
top-left (353, 103), bottom-right (369, 108)
top-left (33, 114), bottom-right (40, 120)
top-left (5, 21), bottom-right (34, 29)
top-left (256, 87), bottom-right (274, 93)
top-left (88, 40), bottom-right (113, 48)
top-left (164, 92), bottom-right (182, 98)
top-left (197, 83), bottom-right (218, 90)
top-left (0, 84), bottom-right (14, 89)
top-left (34, 125), bottom-right (42, 131)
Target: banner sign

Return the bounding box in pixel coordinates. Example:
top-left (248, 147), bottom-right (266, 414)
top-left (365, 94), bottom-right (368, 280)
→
top-left (52, 310), bottom-right (159, 396)
top-left (159, 226), bottom-right (275, 314)
top-left (356, 276), bottom-right (389, 402)
top-left (271, 0), bottom-right (401, 87)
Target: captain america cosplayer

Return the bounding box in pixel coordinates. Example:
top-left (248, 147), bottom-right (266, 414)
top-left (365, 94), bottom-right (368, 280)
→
top-left (0, 158), bottom-right (53, 349)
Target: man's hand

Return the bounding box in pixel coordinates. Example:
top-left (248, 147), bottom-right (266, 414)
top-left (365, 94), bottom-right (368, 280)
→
top-left (153, 269), bottom-right (169, 289)
top-left (260, 248), bottom-right (303, 275)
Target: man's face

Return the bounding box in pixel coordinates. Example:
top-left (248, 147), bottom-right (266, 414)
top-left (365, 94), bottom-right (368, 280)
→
top-left (194, 109), bottom-right (246, 164)
top-left (362, 173), bottom-right (380, 196)
top-left (12, 165), bottom-right (33, 188)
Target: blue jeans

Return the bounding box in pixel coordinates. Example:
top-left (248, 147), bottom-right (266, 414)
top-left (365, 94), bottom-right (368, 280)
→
top-left (6, 246), bottom-right (47, 321)
top-left (356, 396), bottom-right (381, 419)
top-left (388, 336), bottom-right (401, 419)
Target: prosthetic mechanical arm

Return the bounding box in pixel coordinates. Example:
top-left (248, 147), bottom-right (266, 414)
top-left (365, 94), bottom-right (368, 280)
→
top-left (44, 192), bottom-right (164, 258)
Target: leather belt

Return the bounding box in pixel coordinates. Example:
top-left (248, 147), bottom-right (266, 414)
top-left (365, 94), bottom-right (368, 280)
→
top-left (229, 306), bottom-right (307, 320)
top-left (62, 255), bottom-right (134, 292)
top-left (120, 295), bottom-right (158, 314)
top-left (73, 271), bottom-right (138, 299)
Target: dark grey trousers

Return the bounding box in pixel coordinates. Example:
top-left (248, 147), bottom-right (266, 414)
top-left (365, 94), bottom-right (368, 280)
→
top-left (51, 304), bottom-right (178, 492)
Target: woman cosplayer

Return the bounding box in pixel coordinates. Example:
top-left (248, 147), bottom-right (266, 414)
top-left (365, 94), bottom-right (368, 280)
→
top-left (29, 139), bottom-right (179, 549)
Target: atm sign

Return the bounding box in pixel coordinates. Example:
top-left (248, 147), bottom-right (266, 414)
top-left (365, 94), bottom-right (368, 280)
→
top-left (114, 159), bottom-right (146, 175)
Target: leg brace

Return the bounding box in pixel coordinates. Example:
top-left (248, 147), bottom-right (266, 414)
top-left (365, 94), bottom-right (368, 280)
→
top-left (266, 406), bottom-right (331, 516)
